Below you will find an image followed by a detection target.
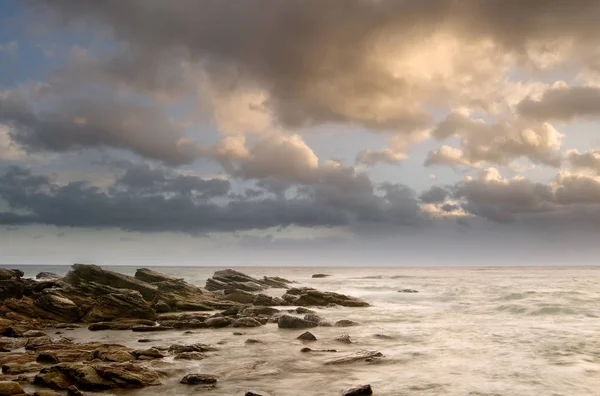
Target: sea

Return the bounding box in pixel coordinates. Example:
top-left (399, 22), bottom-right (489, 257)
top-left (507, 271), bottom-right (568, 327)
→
top-left (3, 265), bottom-right (600, 395)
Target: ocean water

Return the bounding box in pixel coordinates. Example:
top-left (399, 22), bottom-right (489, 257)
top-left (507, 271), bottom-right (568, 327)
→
top-left (5, 265), bottom-right (600, 395)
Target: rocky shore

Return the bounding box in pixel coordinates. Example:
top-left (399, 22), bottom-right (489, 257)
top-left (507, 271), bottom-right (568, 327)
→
top-left (0, 265), bottom-right (377, 395)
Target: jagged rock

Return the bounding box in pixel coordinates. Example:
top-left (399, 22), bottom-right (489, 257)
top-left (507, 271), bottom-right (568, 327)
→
top-left (180, 374), bottom-right (217, 385)
top-left (240, 306), bottom-right (279, 317)
top-left (297, 331), bottom-right (317, 341)
top-left (36, 273), bottom-right (60, 280)
top-left (334, 334), bottom-right (352, 344)
top-left (152, 301), bottom-right (171, 313)
top-left (261, 276), bottom-right (292, 288)
top-left (134, 268), bottom-right (178, 284)
top-left (335, 320), bottom-right (360, 327)
top-left (94, 362), bottom-right (161, 388)
top-left (282, 288), bottom-right (369, 307)
top-left (64, 264), bottom-right (158, 300)
top-left (25, 336), bottom-right (54, 350)
top-left (311, 274), bottom-right (330, 278)
top-left (324, 350), bottom-right (382, 365)
top-left (343, 384), bottom-right (373, 396)
top-left (0, 269), bottom-right (20, 281)
top-left (277, 315), bottom-right (317, 329)
top-left (92, 345), bottom-right (135, 362)
top-left (88, 319), bottom-right (156, 331)
top-left (252, 294), bottom-right (282, 306)
top-left (82, 292), bottom-right (156, 322)
top-left (0, 380), bottom-right (24, 395)
top-left (174, 352), bottom-right (206, 360)
top-left (34, 291), bottom-right (80, 323)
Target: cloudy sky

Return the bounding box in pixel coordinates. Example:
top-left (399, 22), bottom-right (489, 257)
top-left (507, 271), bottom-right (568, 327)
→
top-left (2, 1), bottom-right (600, 266)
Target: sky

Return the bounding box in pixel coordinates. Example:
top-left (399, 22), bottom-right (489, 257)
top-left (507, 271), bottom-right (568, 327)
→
top-left (3, 1), bottom-right (600, 266)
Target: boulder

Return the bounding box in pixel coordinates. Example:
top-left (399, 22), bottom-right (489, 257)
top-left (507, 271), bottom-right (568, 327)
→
top-left (221, 290), bottom-right (255, 304)
top-left (0, 269), bottom-right (20, 281)
top-left (233, 317), bottom-right (262, 328)
top-left (34, 291), bottom-right (80, 322)
top-left (252, 294), bottom-right (283, 306)
top-left (334, 334), bottom-right (352, 344)
top-left (36, 352), bottom-right (60, 364)
top-left (244, 338), bottom-right (261, 344)
top-left (132, 348), bottom-right (164, 359)
top-left (168, 344), bottom-right (218, 354)
top-left (297, 331), bottom-right (317, 341)
top-left (311, 274), bottom-right (330, 278)
top-left (335, 320), bottom-right (360, 327)
top-left (82, 291), bottom-right (156, 322)
top-left (241, 306), bottom-right (280, 317)
top-left (204, 317), bottom-right (232, 328)
top-left (343, 384), bottom-right (373, 396)
top-left (282, 288), bottom-right (369, 307)
top-left (180, 374), bottom-right (217, 385)
top-left (277, 315), bottom-right (317, 329)
top-left (0, 381), bottom-right (24, 396)
top-left (36, 272), bottom-right (60, 280)
top-left (93, 362), bottom-right (161, 388)
top-left (174, 352), bottom-right (206, 360)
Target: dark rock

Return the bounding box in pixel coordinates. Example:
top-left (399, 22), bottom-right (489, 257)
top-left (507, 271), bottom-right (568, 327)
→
top-left (131, 325), bottom-right (173, 332)
top-left (300, 347), bottom-right (336, 353)
top-left (134, 268), bottom-right (179, 284)
top-left (261, 276), bottom-right (292, 288)
top-left (244, 339), bottom-right (261, 344)
top-left (233, 318), bottom-right (262, 328)
top-left (23, 330), bottom-right (46, 337)
top-left (152, 301), bottom-right (171, 313)
top-left (2, 362), bottom-right (42, 374)
top-left (303, 314), bottom-right (325, 323)
top-left (277, 315), bottom-right (317, 329)
top-left (221, 290), bottom-right (255, 304)
top-left (373, 334), bottom-right (393, 339)
top-left (67, 385), bottom-right (85, 396)
top-left (311, 274), bottom-right (330, 278)
top-left (88, 319), bottom-right (156, 331)
top-left (204, 317), bottom-right (232, 328)
top-left (0, 269), bottom-right (20, 281)
top-left (335, 320), bottom-right (360, 327)
top-left (168, 344), bottom-right (218, 354)
top-left (180, 374), bottom-right (217, 385)
top-left (137, 339), bottom-right (153, 343)
top-left (282, 288), bottom-right (369, 307)
top-left (343, 384), bottom-right (373, 396)
top-left (34, 291), bottom-right (80, 323)
top-left (132, 348), bottom-right (164, 359)
top-left (241, 306), bottom-right (279, 317)
top-left (36, 352), bottom-right (60, 364)
top-left (82, 291), bottom-right (156, 322)
top-left (297, 331), bottom-right (317, 341)
top-left (94, 362), bottom-right (161, 388)
top-left (398, 289), bottom-right (419, 293)
top-left (245, 392), bottom-right (266, 396)
top-left (233, 332), bottom-right (243, 336)
top-left (36, 272), bottom-right (60, 280)
top-left (252, 294), bottom-right (283, 306)
top-left (0, 380), bottom-right (24, 395)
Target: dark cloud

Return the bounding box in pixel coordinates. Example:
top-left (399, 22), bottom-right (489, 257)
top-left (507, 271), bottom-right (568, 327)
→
top-left (518, 86), bottom-right (600, 122)
top-left (420, 186), bottom-right (450, 204)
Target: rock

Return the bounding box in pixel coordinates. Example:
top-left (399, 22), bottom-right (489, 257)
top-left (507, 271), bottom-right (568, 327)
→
top-left (324, 350), bottom-right (383, 365)
top-left (334, 320), bottom-right (360, 327)
top-left (204, 317), bottom-right (232, 328)
top-left (2, 362), bottom-right (41, 374)
top-left (277, 315), bottom-right (317, 329)
top-left (82, 291), bottom-right (156, 322)
top-left (88, 319), bottom-right (156, 331)
top-left (152, 301), bottom-right (171, 313)
top-left (180, 374), bottom-right (217, 385)
top-left (221, 290), bottom-right (255, 304)
top-left (174, 352), bottom-right (206, 360)
top-left (304, 314), bottom-right (325, 323)
top-left (0, 337), bottom-right (27, 351)
top-left (373, 334), bottom-right (393, 339)
top-left (36, 352), bottom-right (60, 364)
top-left (92, 345), bottom-right (135, 363)
top-left (232, 318), bottom-right (262, 328)
top-left (25, 336), bottom-right (54, 350)
top-left (36, 272), bottom-right (60, 280)
top-left (0, 269), bottom-right (20, 281)
top-left (0, 282), bottom-right (25, 301)
top-left (334, 334), bottom-right (352, 344)
top-left (0, 381), bottom-right (24, 396)
top-left (233, 332), bottom-right (243, 336)
top-left (241, 306), bottom-right (280, 317)
top-left (282, 288), bottom-right (369, 307)
top-left (244, 339), bottom-right (261, 344)
top-left (131, 325), bottom-right (173, 332)
top-left (297, 331), bottom-right (317, 341)
top-left (132, 348), bottom-right (164, 359)
top-left (64, 264), bottom-right (158, 300)
top-left (33, 391), bottom-right (66, 396)
top-left (137, 339), bottom-right (153, 343)
top-left (300, 347), bottom-right (336, 353)
top-left (23, 330), bottom-right (46, 337)
top-left (134, 268), bottom-right (179, 284)
top-left (168, 344), bottom-right (218, 354)
top-left (293, 307), bottom-right (315, 314)
top-left (245, 392), bottom-right (266, 396)
top-left (343, 384), bottom-right (373, 396)
top-left (94, 362), bottom-right (161, 388)
top-left (34, 369), bottom-right (72, 390)
top-left (252, 294), bottom-right (283, 306)
top-left (398, 289), bottom-right (418, 293)
top-left (311, 274), bottom-right (330, 278)
top-left (67, 385), bottom-right (84, 396)
top-left (261, 276), bottom-right (292, 288)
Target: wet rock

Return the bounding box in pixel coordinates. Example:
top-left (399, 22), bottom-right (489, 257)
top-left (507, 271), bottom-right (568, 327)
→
top-left (2, 362), bottom-right (41, 374)
top-left (174, 352), bottom-right (206, 360)
top-left (277, 315), bottom-right (317, 329)
top-left (241, 306), bottom-right (279, 317)
top-left (94, 362), bottom-right (161, 388)
top-left (204, 317), bottom-right (232, 328)
top-left (36, 272), bottom-right (60, 280)
top-left (300, 347), bottom-right (336, 353)
top-left (152, 301), bottom-right (171, 313)
top-left (244, 339), bottom-right (261, 344)
top-left (324, 350), bottom-right (383, 365)
top-left (88, 319), bottom-right (156, 331)
top-left (137, 339), bottom-right (153, 343)
top-left (303, 314), bottom-right (325, 323)
top-left (132, 348), bottom-right (164, 359)
top-left (343, 384), bottom-right (373, 396)
top-left (252, 294), bottom-right (283, 306)
top-left (0, 381), bottom-right (24, 395)
top-left (134, 268), bottom-right (178, 284)
top-left (373, 334), bottom-right (393, 339)
top-left (335, 320), bottom-right (360, 327)
top-left (23, 330), bottom-right (46, 338)
top-left (156, 319), bottom-right (207, 330)
top-left (36, 352), bottom-right (60, 365)
top-left (180, 374), bottom-right (217, 385)
top-left (311, 274), bottom-right (330, 278)
top-left (33, 369), bottom-right (71, 390)
top-left (221, 290), bottom-right (255, 304)
top-left (168, 344), bottom-right (218, 354)
top-left (297, 331), bottom-right (317, 341)
top-left (25, 336), bottom-right (54, 350)
top-left (92, 345), bottom-right (135, 363)
top-left (398, 289), bottom-right (418, 293)
top-left (282, 288), bottom-right (369, 307)
top-left (233, 332), bottom-right (243, 336)
top-left (67, 385), bottom-right (84, 396)
top-left (82, 291), bottom-right (156, 322)
top-left (245, 392), bottom-right (266, 396)
top-left (0, 338), bottom-right (27, 351)
top-left (334, 334), bottom-right (352, 344)
top-left (64, 264), bottom-right (158, 301)
top-left (233, 318), bottom-right (262, 328)
top-left (131, 325), bottom-right (173, 332)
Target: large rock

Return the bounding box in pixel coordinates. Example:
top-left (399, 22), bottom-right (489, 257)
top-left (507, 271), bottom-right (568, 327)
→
top-left (36, 272), bottom-right (60, 280)
top-left (134, 268), bottom-right (178, 284)
top-left (343, 384), bottom-right (373, 396)
top-left (64, 264), bottom-right (158, 301)
top-left (81, 291), bottom-right (156, 322)
top-left (277, 315), bottom-right (317, 329)
top-left (34, 291), bottom-right (80, 322)
top-left (0, 381), bottom-right (24, 395)
top-left (180, 374), bottom-right (217, 385)
top-left (0, 269), bottom-right (20, 281)
top-left (282, 288), bottom-right (369, 307)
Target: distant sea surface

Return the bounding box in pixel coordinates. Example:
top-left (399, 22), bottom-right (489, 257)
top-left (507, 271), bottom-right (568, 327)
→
top-left (3, 265), bottom-right (600, 395)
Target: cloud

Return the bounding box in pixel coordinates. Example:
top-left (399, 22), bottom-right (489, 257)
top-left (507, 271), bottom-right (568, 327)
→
top-left (567, 149), bottom-right (600, 175)
top-left (426, 112), bottom-right (563, 168)
top-left (517, 85), bottom-right (600, 122)
top-left (356, 130), bottom-right (429, 166)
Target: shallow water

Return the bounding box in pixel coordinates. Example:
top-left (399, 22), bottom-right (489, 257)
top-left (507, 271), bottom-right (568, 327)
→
top-left (7, 265), bottom-right (600, 395)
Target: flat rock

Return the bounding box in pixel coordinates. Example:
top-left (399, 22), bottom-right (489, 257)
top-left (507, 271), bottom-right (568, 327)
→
top-left (334, 320), bottom-right (360, 327)
top-left (324, 350), bottom-right (382, 365)
top-left (277, 315), bottom-right (317, 329)
top-left (282, 288), bottom-right (369, 307)
top-left (398, 289), bottom-right (419, 293)
top-left (311, 274), bottom-right (330, 278)
top-left (174, 352), bottom-right (206, 360)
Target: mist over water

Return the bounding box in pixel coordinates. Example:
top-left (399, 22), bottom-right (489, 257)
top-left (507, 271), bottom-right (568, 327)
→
top-left (10, 265), bottom-right (600, 395)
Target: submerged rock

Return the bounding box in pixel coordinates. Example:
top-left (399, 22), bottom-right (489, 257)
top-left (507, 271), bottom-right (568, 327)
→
top-left (180, 374), bottom-right (217, 385)
top-left (343, 384), bottom-right (373, 396)
top-left (398, 289), bottom-right (418, 293)
top-left (174, 352), bottom-right (206, 360)
top-left (297, 331), bottom-right (317, 341)
top-left (324, 350), bottom-right (382, 365)
top-left (277, 315), bottom-right (318, 329)
top-left (334, 320), bottom-right (360, 327)
top-left (311, 274), bottom-right (330, 278)
top-left (300, 347), bottom-right (336, 353)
